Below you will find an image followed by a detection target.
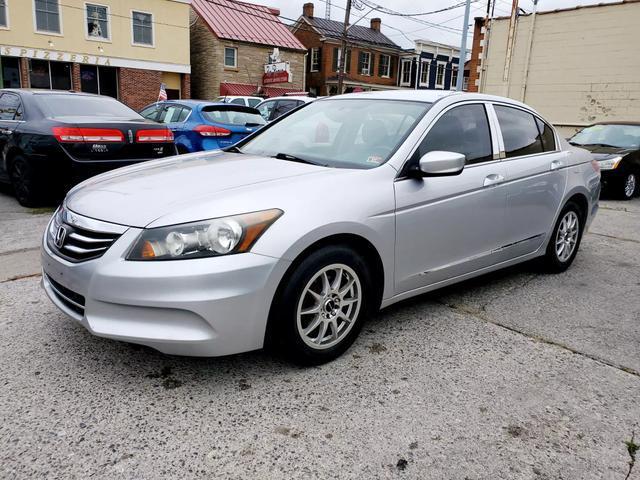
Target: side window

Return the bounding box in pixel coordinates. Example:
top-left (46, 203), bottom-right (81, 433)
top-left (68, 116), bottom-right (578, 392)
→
top-left (415, 104), bottom-right (493, 165)
top-left (273, 100), bottom-right (299, 119)
top-left (535, 117), bottom-right (556, 152)
top-left (494, 105), bottom-right (543, 158)
top-left (140, 105), bottom-right (161, 121)
top-left (0, 93), bottom-right (22, 121)
top-left (229, 98), bottom-right (245, 105)
top-left (158, 105), bottom-right (186, 124)
top-left (257, 101), bottom-right (276, 120)
top-left (177, 107), bottom-right (191, 122)
top-left (248, 98), bottom-right (261, 108)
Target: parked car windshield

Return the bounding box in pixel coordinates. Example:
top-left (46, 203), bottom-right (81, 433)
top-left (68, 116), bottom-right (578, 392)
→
top-left (37, 94), bottom-right (141, 119)
top-left (570, 124), bottom-right (640, 149)
top-left (201, 106), bottom-right (266, 126)
top-left (239, 99), bottom-right (431, 169)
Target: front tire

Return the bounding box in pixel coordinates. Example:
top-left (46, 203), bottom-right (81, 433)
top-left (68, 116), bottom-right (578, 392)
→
top-left (540, 201), bottom-right (584, 273)
top-left (618, 172), bottom-right (638, 200)
top-left (270, 245), bottom-right (374, 365)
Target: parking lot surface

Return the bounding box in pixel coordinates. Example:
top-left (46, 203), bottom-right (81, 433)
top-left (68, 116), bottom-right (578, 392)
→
top-left (0, 189), bottom-right (638, 479)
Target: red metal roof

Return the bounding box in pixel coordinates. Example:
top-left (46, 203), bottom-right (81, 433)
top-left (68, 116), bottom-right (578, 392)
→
top-left (192, 0), bottom-right (306, 51)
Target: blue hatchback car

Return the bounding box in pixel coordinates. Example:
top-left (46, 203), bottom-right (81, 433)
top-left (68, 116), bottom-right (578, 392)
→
top-left (139, 100), bottom-right (266, 153)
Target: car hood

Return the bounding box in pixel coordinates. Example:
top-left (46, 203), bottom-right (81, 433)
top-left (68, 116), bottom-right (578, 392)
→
top-left (65, 151), bottom-right (331, 228)
top-left (574, 144), bottom-right (634, 158)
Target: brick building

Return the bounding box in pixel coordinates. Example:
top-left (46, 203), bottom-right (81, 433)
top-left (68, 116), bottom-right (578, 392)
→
top-left (0, 0), bottom-right (191, 112)
top-left (468, 0), bottom-right (640, 136)
top-left (189, 0), bottom-right (306, 99)
top-left (291, 3), bottom-right (405, 96)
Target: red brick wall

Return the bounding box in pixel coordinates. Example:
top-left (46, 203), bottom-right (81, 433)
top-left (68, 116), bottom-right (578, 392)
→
top-left (181, 74), bottom-right (191, 99)
top-left (118, 67), bottom-right (163, 111)
top-left (467, 17), bottom-right (487, 93)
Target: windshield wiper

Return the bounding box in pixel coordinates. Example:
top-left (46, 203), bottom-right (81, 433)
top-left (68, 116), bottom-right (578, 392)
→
top-left (272, 152), bottom-right (328, 167)
top-left (573, 142), bottom-right (620, 148)
top-left (223, 145), bottom-right (243, 153)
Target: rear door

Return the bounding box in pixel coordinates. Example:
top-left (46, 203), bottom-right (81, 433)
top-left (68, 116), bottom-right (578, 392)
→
top-left (0, 93), bottom-right (24, 179)
top-left (491, 103), bottom-right (568, 257)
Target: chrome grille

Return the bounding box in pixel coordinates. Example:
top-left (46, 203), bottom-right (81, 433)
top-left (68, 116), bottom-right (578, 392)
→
top-left (47, 208), bottom-right (125, 263)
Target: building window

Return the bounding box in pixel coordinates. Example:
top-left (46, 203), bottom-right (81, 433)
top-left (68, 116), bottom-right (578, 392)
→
top-left (1, 57), bottom-right (21, 87)
top-left (86, 4), bottom-right (109, 40)
top-left (400, 59), bottom-right (411, 86)
top-left (333, 47), bottom-right (350, 72)
top-left (310, 48), bottom-right (320, 72)
top-left (34, 0), bottom-right (61, 34)
top-left (132, 10), bottom-right (153, 46)
top-left (378, 54), bottom-right (390, 77)
top-left (463, 75), bottom-right (469, 91)
top-left (358, 52), bottom-right (371, 76)
top-left (0, 0), bottom-right (8, 28)
top-left (419, 60), bottom-right (429, 87)
top-left (224, 47), bottom-right (237, 68)
top-left (435, 62), bottom-right (446, 88)
top-left (80, 65), bottom-right (118, 98)
top-left (451, 66), bottom-right (459, 90)
top-left (29, 59), bottom-right (71, 90)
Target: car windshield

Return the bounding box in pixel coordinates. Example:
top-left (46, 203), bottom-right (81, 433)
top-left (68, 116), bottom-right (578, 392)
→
top-left (201, 106), bottom-right (266, 126)
top-left (570, 124), bottom-right (640, 149)
top-left (239, 99), bottom-right (431, 169)
top-left (37, 95), bottom-right (141, 119)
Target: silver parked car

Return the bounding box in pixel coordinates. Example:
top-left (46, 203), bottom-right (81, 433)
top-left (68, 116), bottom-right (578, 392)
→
top-left (41, 91), bottom-right (600, 364)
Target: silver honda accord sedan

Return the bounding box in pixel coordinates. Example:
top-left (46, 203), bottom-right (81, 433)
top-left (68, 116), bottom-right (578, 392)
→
top-left (41, 91), bottom-right (600, 364)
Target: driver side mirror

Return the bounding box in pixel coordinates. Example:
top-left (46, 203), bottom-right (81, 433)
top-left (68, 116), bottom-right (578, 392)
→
top-left (411, 151), bottom-right (466, 178)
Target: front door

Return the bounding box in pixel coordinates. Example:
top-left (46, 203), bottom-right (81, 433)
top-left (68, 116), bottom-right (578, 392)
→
top-left (492, 104), bottom-right (568, 257)
top-left (394, 103), bottom-right (508, 294)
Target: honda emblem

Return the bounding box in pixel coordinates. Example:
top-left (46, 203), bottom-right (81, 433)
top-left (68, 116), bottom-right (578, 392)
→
top-left (54, 225), bottom-right (67, 249)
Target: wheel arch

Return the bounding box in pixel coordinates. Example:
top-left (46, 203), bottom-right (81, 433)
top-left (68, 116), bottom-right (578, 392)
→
top-left (3, 146), bottom-right (23, 173)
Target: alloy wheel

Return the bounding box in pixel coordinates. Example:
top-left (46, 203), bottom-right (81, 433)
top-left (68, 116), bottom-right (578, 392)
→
top-left (624, 173), bottom-right (637, 198)
top-left (555, 211), bottom-right (580, 262)
top-left (296, 263), bottom-right (362, 350)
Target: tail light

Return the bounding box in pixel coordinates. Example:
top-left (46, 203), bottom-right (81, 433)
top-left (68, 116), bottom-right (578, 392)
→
top-left (52, 127), bottom-right (124, 143)
top-left (136, 129), bottom-right (174, 143)
top-left (194, 125), bottom-right (231, 137)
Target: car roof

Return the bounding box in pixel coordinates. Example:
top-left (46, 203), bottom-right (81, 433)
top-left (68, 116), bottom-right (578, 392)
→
top-left (0, 88), bottom-right (104, 98)
top-left (590, 121), bottom-right (640, 127)
top-left (260, 96), bottom-right (314, 102)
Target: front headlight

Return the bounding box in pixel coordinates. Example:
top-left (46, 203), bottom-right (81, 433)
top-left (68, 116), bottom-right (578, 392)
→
top-left (598, 156), bottom-right (622, 170)
top-left (127, 209), bottom-right (283, 261)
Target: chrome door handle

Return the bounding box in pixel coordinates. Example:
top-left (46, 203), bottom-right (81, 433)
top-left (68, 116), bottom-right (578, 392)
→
top-left (484, 174), bottom-right (505, 187)
top-left (0, 129), bottom-right (12, 135)
top-left (550, 160), bottom-right (564, 171)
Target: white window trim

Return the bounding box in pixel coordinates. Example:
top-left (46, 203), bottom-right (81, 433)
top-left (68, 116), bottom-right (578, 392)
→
top-left (419, 59), bottom-right (430, 87)
top-left (400, 58), bottom-right (412, 87)
top-left (310, 47), bottom-right (319, 72)
top-left (451, 65), bottom-right (459, 91)
top-left (224, 47), bottom-right (237, 69)
top-left (360, 51), bottom-right (371, 76)
top-left (379, 54), bottom-right (390, 78)
top-left (131, 9), bottom-right (154, 48)
top-left (0, 0), bottom-right (10, 30)
top-left (84, 2), bottom-right (111, 43)
top-left (435, 61), bottom-right (447, 89)
top-left (33, 0), bottom-right (63, 36)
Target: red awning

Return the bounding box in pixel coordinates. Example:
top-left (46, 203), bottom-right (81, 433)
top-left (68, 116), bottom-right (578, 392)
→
top-left (219, 82), bottom-right (307, 98)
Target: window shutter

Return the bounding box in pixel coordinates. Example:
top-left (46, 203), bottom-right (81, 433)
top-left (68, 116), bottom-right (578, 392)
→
top-left (370, 54), bottom-right (375, 76)
top-left (307, 49), bottom-right (312, 72)
top-left (317, 47), bottom-right (322, 70)
top-left (358, 51), bottom-right (364, 75)
top-left (378, 55), bottom-right (384, 76)
top-left (346, 49), bottom-right (351, 73)
top-left (333, 47), bottom-right (339, 72)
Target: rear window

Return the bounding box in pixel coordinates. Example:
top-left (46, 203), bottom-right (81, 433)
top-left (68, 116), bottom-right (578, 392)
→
top-left (201, 106), bottom-right (266, 126)
top-left (37, 94), bottom-right (141, 119)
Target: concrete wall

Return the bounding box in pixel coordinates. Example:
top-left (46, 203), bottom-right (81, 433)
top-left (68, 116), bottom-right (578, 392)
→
top-left (479, 1), bottom-right (640, 136)
top-left (190, 14), bottom-right (305, 100)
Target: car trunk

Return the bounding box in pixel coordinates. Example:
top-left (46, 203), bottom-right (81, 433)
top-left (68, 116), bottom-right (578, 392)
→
top-left (52, 117), bottom-right (175, 162)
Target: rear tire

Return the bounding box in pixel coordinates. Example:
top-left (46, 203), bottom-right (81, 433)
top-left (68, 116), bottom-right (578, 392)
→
top-left (269, 245), bottom-right (374, 365)
top-left (540, 201), bottom-right (584, 273)
top-left (9, 155), bottom-right (44, 207)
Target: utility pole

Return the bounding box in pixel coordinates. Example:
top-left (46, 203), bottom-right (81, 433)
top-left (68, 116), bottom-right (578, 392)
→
top-left (325, 0), bottom-right (331, 19)
top-left (337, 0), bottom-right (352, 95)
top-left (456, 0), bottom-right (472, 90)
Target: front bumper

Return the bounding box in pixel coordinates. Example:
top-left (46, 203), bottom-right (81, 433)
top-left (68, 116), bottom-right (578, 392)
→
top-left (41, 225), bottom-right (289, 357)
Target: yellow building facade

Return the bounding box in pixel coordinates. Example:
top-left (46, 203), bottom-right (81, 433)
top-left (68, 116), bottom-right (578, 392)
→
top-left (0, 0), bottom-right (191, 110)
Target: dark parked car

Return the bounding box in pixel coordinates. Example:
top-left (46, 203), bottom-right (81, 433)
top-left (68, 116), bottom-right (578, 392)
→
top-left (139, 100), bottom-right (265, 153)
top-left (569, 122), bottom-right (640, 200)
top-left (0, 89), bottom-right (176, 207)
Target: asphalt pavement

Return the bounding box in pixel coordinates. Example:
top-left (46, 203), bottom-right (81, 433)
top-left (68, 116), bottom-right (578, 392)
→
top-left (0, 188), bottom-right (638, 479)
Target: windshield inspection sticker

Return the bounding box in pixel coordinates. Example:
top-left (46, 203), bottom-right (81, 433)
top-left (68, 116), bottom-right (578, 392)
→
top-left (367, 155), bottom-right (383, 165)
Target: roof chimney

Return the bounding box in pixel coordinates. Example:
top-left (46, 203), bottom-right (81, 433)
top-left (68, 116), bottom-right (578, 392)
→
top-left (370, 18), bottom-right (381, 32)
top-left (303, 3), bottom-right (314, 18)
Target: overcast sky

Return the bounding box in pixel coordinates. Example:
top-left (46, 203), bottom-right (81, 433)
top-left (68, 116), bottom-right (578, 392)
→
top-left (248, 0), bottom-right (619, 49)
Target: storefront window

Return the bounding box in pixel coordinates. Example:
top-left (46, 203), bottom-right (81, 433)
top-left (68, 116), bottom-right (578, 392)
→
top-left (80, 65), bottom-right (118, 98)
top-left (1, 57), bottom-right (21, 88)
top-left (29, 60), bottom-right (71, 90)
